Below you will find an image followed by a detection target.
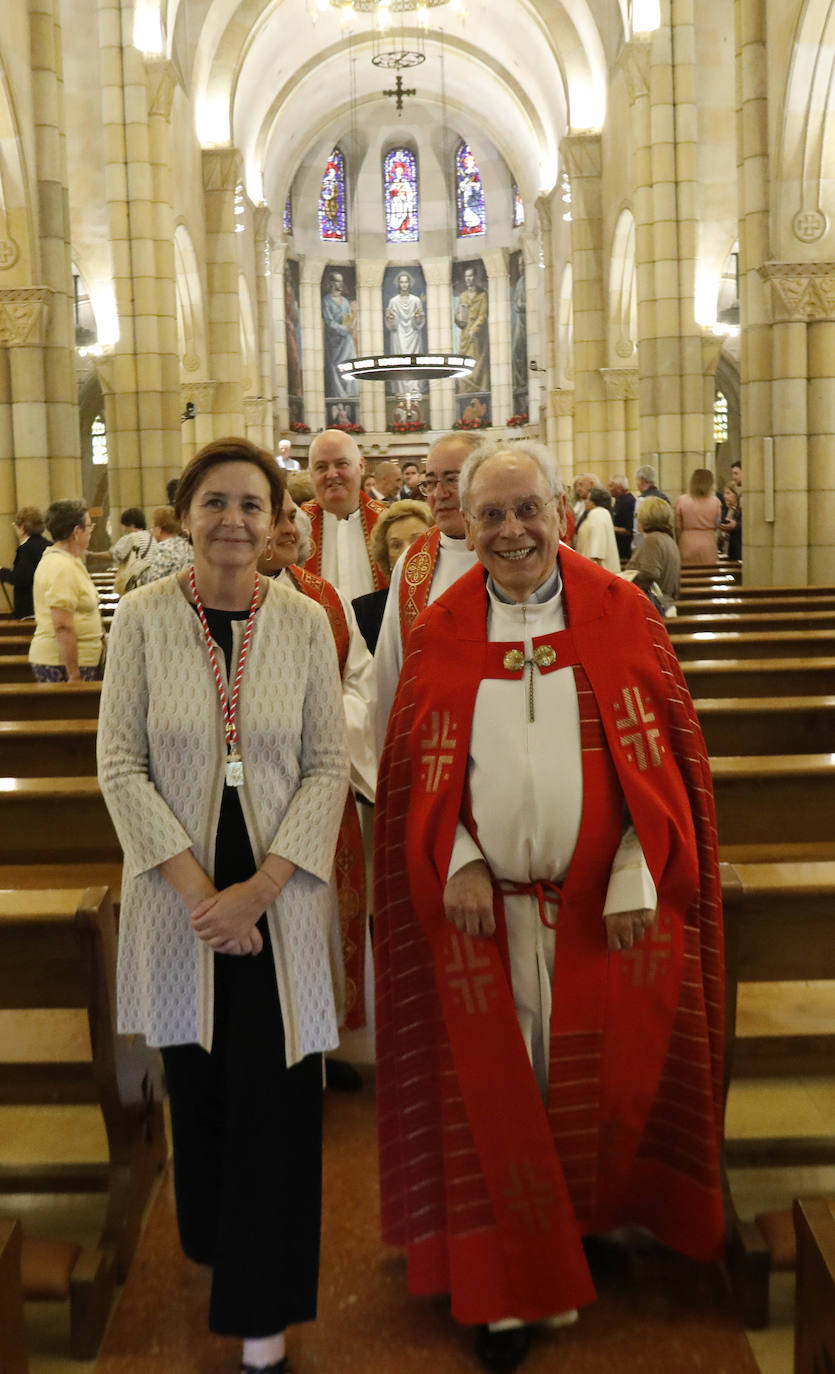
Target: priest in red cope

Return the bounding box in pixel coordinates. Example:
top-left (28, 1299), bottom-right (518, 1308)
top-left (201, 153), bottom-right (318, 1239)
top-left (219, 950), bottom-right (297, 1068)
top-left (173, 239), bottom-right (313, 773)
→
top-left (374, 440), bottom-right (724, 1372)
top-left (301, 429), bottom-right (388, 603)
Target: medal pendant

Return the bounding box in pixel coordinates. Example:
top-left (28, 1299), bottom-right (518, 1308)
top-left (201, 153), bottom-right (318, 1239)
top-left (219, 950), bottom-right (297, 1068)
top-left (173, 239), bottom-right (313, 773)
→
top-left (225, 754), bottom-right (244, 788)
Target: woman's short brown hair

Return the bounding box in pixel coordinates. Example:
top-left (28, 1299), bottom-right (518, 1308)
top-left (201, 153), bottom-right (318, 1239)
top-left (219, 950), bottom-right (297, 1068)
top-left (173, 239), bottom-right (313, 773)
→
top-left (688, 467), bottom-right (715, 498)
top-left (175, 437), bottom-right (285, 521)
top-left (15, 505), bottom-right (45, 536)
top-left (45, 499), bottom-right (88, 543)
top-left (150, 505), bottom-right (181, 537)
top-left (371, 499), bottom-right (434, 578)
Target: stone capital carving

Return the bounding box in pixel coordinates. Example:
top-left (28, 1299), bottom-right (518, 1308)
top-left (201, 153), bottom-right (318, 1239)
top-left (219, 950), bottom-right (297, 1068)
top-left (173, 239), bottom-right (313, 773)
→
top-left (253, 204), bottom-right (272, 242)
top-left (551, 387), bottom-right (575, 417)
top-left (615, 39), bottom-right (650, 105)
top-left (0, 286), bottom-right (52, 347)
top-left (244, 396), bottom-right (269, 427)
top-left (422, 258), bottom-right (452, 287)
top-left (481, 250), bottom-right (509, 278)
top-left (181, 380), bottom-right (218, 410)
top-left (356, 260), bottom-right (387, 288)
top-left (599, 367), bottom-right (639, 400)
top-left (758, 261), bottom-right (835, 321)
top-left (202, 148), bottom-right (244, 192)
top-left (520, 230), bottom-right (541, 269)
top-left (559, 133), bottom-right (602, 181)
top-left (145, 58), bottom-right (179, 119)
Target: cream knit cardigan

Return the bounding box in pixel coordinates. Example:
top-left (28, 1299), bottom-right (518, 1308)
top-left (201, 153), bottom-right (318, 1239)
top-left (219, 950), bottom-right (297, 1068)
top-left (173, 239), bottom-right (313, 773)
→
top-left (97, 574), bottom-right (349, 1063)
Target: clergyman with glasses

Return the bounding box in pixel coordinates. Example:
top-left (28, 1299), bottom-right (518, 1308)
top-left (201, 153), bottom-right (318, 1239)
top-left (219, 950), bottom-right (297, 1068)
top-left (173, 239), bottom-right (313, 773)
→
top-left (373, 440), bottom-right (724, 1371)
top-left (373, 431), bottom-right (482, 753)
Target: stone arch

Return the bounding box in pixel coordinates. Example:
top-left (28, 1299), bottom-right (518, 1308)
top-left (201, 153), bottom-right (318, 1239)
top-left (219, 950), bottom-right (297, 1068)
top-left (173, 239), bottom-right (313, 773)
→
top-left (608, 206), bottom-right (637, 366)
top-left (174, 223), bottom-right (208, 375)
top-left (777, 0), bottom-right (835, 255)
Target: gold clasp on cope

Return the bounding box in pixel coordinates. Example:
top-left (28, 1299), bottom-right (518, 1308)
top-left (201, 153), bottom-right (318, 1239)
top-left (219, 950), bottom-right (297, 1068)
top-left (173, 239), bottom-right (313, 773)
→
top-left (503, 643), bottom-right (558, 722)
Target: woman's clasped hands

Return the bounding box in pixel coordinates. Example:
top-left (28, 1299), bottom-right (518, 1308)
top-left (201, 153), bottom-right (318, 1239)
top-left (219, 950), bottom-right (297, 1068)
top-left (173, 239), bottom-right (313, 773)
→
top-left (190, 870), bottom-right (283, 956)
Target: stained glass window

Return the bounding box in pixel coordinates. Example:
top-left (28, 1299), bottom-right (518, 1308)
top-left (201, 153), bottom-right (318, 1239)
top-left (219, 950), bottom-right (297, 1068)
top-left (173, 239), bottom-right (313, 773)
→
top-left (383, 148), bottom-right (419, 244)
top-left (512, 182), bottom-right (525, 228)
top-left (284, 192), bottom-right (293, 236)
top-left (319, 148), bottom-right (347, 242)
top-left (456, 142), bottom-right (486, 239)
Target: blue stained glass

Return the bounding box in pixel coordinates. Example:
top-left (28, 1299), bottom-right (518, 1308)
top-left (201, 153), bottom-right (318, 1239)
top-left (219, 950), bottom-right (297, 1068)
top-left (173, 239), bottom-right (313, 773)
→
top-left (384, 148), bottom-right (419, 243)
top-left (319, 148), bottom-right (347, 242)
top-left (284, 192), bottom-right (293, 235)
top-left (512, 183), bottom-right (525, 227)
top-left (456, 142), bottom-right (486, 239)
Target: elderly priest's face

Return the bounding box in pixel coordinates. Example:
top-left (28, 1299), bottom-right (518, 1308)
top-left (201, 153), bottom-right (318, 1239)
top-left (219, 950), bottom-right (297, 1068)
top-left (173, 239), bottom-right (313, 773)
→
top-left (465, 452), bottom-right (565, 603)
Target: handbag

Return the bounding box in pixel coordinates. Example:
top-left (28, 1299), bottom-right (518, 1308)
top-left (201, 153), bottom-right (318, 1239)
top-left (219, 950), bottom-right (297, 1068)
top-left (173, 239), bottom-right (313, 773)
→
top-left (114, 532), bottom-right (154, 595)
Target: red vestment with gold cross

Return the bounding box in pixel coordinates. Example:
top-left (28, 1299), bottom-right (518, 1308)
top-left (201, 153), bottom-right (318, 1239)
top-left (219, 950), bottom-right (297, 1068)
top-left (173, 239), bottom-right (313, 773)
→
top-left (374, 548), bottom-right (724, 1325)
top-left (300, 491), bottom-right (389, 592)
top-left (287, 563), bottom-right (367, 1030)
top-left (398, 524), bottom-right (442, 647)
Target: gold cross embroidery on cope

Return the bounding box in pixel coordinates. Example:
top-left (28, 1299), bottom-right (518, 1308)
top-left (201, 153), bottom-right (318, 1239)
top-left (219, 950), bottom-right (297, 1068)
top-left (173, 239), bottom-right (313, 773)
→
top-left (613, 686), bottom-right (665, 771)
top-left (503, 1160), bottom-right (558, 1235)
top-left (619, 914), bottom-right (673, 986)
top-left (420, 710), bottom-right (457, 792)
top-left (444, 931), bottom-right (496, 1015)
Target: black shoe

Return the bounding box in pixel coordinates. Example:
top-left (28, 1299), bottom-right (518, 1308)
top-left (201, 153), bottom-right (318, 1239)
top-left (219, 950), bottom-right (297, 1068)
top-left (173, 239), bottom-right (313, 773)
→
top-left (475, 1324), bottom-right (532, 1371)
top-left (325, 1058), bottom-right (363, 1092)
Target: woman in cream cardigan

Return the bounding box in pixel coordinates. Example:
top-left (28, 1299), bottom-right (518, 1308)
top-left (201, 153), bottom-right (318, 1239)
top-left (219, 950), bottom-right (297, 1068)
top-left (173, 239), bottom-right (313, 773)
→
top-left (97, 437), bottom-right (349, 1374)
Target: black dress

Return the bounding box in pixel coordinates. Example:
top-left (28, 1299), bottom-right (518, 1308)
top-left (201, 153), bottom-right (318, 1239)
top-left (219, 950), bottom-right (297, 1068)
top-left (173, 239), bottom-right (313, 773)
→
top-left (0, 533), bottom-right (49, 618)
top-left (161, 607), bottom-right (323, 1338)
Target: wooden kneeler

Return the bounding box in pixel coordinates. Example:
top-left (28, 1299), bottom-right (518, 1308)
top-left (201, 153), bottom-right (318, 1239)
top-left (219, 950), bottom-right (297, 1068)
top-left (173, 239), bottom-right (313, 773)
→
top-left (0, 887), bottom-right (166, 1355)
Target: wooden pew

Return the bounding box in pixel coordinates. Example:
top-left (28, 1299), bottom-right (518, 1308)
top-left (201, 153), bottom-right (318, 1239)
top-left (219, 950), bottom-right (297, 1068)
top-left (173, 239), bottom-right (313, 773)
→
top-left (678, 593), bottom-right (835, 613)
top-left (0, 637), bottom-right (32, 657)
top-left (0, 887), bottom-right (165, 1352)
top-left (683, 657), bottom-right (835, 699)
top-left (0, 780), bottom-right (119, 863)
top-left (671, 630), bottom-right (835, 660)
top-left (711, 755), bottom-right (835, 849)
top-left (695, 696), bottom-right (835, 756)
top-left (0, 720), bottom-right (98, 775)
top-left (794, 1198), bottom-right (835, 1374)
top-left (0, 1218), bottom-right (28, 1373)
top-left (0, 658), bottom-right (40, 685)
top-left (675, 609), bottom-right (835, 634)
top-left (0, 683), bottom-right (100, 721)
top-left (679, 583), bottom-right (835, 601)
top-left (721, 860), bottom-right (835, 1328)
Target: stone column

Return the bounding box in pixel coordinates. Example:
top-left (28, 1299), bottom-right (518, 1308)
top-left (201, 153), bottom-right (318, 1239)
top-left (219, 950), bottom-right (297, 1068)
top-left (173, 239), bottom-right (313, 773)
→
top-left (29, 0), bottom-right (81, 496)
top-left (253, 205), bottom-right (277, 448)
top-left (424, 258), bottom-right (454, 432)
top-left (202, 148), bottom-right (245, 434)
top-left (521, 229), bottom-right (541, 428)
top-left (551, 388), bottom-right (575, 480)
top-left (244, 396), bottom-right (270, 449)
top-left (181, 380), bottom-right (218, 459)
top-left (270, 240), bottom-right (290, 435)
top-left (0, 351), bottom-right (14, 557)
top-left (356, 259), bottom-right (385, 434)
top-left (600, 369), bottom-right (639, 480)
top-left (1, 289), bottom-right (53, 508)
top-left (618, 38), bottom-right (654, 466)
top-left (145, 56), bottom-right (185, 484)
top-left (807, 315), bottom-right (835, 583)
top-left (535, 193), bottom-right (561, 452)
top-left (300, 262), bottom-right (325, 431)
top-left (560, 134), bottom-right (607, 471)
top-left (483, 250), bottom-right (510, 427)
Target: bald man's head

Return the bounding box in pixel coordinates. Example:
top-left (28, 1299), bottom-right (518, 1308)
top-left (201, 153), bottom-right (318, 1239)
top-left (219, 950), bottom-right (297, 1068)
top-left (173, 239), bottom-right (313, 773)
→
top-left (308, 429), bottom-right (365, 517)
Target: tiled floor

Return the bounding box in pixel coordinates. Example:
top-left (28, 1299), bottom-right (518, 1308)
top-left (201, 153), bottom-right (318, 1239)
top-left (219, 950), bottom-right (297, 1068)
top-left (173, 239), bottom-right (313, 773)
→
top-left (3, 993), bottom-right (835, 1373)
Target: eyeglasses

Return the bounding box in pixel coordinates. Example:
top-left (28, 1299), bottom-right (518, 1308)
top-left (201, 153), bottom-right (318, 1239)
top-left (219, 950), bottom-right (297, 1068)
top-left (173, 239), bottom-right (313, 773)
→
top-left (418, 472), bottom-right (460, 496)
top-left (470, 496), bottom-right (554, 529)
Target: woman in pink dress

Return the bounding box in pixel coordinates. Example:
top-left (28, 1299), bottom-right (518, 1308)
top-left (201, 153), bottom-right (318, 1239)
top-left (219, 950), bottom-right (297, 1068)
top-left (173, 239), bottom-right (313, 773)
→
top-left (675, 468), bottom-right (722, 564)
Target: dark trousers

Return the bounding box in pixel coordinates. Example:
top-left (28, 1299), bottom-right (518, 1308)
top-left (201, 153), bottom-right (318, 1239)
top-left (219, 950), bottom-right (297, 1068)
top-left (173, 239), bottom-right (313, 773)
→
top-left (162, 922), bottom-right (324, 1337)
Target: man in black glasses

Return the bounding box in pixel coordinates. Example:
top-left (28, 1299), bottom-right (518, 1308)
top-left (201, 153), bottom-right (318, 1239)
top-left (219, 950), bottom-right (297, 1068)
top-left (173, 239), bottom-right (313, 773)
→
top-left (374, 431), bottom-right (481, 753)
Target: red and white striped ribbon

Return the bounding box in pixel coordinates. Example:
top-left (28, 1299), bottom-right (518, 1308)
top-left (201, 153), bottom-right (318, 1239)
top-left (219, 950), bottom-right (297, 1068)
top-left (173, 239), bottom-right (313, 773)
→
top-left (189, 566), bottom-right (260, 756)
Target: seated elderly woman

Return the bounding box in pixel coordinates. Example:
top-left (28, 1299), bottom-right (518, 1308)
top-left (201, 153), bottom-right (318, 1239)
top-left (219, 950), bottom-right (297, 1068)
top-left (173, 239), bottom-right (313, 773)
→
top-left (626, 494), bottom-right (681, 613)
top-left (352, 497), bottom-right (434, 653)
top-left (97, 436), bottom-right (349, 1374)
top-left (29, 500), bottom-right (103, 681)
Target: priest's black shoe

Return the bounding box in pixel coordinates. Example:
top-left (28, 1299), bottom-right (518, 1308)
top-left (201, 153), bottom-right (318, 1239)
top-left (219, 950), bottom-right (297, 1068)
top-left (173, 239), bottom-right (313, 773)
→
top-left (240, 1360), bottom-right (290, 1374)
top-left (475, 1324), bottom-right (532, 1371)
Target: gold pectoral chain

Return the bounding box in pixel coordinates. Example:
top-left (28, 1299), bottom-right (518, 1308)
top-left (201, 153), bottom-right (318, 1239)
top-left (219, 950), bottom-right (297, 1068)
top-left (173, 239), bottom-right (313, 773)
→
top-left (503, 644), bottom-right (557, 722)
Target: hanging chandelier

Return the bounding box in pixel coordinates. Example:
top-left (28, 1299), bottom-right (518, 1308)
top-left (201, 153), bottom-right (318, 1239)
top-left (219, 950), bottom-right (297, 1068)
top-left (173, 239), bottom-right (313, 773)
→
top-left (338, 354), bottom-right (476, 384)
top-left (325, 1), bottom-right (449, 10)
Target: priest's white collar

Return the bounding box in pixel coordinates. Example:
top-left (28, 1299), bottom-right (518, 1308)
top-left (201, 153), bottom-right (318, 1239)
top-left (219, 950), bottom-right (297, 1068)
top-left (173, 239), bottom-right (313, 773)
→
top-left (440, 532), bottom-right (473, 552)
top-left (323, 505), bottom-right (361, 523)
top-left (487, 561), bottom-right (562, 607)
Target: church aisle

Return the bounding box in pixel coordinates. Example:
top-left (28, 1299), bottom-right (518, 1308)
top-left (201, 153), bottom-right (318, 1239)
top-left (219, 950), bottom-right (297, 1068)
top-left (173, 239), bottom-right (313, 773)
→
top-left (76, 1072), bottom-right (761, 1374)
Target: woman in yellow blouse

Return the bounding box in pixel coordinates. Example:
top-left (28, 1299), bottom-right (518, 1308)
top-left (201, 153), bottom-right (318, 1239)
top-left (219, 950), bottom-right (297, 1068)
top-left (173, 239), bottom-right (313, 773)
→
top-left (29, 499), bottom-right (103, 682)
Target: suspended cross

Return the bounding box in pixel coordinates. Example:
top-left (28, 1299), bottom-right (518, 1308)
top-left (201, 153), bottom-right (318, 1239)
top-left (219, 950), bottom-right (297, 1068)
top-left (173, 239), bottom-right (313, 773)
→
top-left (383, 74), bottom-right (416, 116)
